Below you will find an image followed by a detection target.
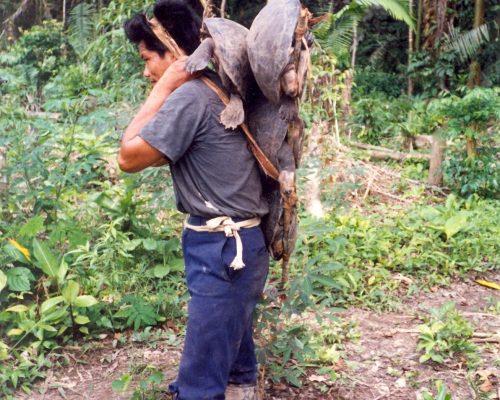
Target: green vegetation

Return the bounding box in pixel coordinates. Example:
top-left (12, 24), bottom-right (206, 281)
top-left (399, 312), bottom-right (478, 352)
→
top-left (0, 0), bottom-right (498, 398)
top-left (417, 302), bottom-right (479, 367)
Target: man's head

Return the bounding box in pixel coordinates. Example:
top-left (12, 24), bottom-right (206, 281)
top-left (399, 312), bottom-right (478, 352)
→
top-left (124, 0), bottom-right (201, 84)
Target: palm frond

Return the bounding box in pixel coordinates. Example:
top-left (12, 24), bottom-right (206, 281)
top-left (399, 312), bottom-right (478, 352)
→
top-left (68, 2), bottom-right (95, 57)
top-left (355, 0), bottom-right (415, 29)
top-left (314, 6), bottom-right (364, 58)
top-left (443, 21), bottom-right (497, 63)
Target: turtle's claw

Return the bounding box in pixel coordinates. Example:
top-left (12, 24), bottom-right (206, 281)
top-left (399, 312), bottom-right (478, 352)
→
top-left (220, 94), bottom-right (244, 130)
top-left (279, 97), bottom-right (298, 122)
top-left (185, 56), bottom-right (209, 74)
top-left (185, 38), bottom-right (215, 73)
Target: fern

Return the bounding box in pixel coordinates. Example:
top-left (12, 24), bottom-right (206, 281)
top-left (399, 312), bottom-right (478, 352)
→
top-left (68, 2), bottom-right (95, 57)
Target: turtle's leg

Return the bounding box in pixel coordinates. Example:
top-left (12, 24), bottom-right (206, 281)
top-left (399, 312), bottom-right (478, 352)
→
top-left (287, 117), bottom-right (305, 168)
top-left (185, 38), bottom-right (215, 73)
top-left (220, 92), bottom-right (244, 130)
top-left (280, 63), bottom-right (298, 98)
top-left (277, 143), bottom-right (296, 197)
top-left (278, 96), bottom-right (298, 122)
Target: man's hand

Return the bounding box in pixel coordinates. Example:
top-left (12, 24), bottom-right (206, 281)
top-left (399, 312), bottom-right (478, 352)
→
top-left (118, 56), bottom-right (195, 173)
top-left (157, 57), bottom-right (196, 92)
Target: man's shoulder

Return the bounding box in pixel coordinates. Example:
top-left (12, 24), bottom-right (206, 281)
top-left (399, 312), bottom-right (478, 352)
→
top-left (172, 76), bottom-right (214, 102)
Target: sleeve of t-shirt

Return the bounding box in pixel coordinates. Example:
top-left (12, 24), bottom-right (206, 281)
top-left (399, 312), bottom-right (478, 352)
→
top-left (139, 82), bottom-right (207, 164)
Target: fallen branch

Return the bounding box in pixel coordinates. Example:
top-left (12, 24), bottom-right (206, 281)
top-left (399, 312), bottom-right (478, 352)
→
top-left (348, 141), bottom-right (431, 161)
top-left (26, 111), bottom-right (62, 120)
top-left (370, 189), bottom-right (412, 203)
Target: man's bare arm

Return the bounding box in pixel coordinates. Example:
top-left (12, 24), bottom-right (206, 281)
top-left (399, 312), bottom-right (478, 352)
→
top-left (118, 58), bottom-right (192, 173)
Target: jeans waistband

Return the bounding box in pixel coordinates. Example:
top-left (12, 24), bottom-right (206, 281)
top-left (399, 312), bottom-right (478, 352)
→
top-left (187, 215), bottom-right (254, 226)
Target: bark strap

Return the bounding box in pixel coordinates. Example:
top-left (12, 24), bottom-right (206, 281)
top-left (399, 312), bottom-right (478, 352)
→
top-left (184, 216), bottom-right (261, 270)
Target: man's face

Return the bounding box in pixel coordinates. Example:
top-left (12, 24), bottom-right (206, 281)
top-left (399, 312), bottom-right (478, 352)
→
top-left (139, 42), bottom-right (175, 85)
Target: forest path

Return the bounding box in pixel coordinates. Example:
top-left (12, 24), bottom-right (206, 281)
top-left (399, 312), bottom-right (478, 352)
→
top-left (16, 271), bottom-right (499, 400)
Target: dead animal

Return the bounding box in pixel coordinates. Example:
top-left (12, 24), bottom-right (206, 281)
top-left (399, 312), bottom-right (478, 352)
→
top-left (186, 18), bottom-right (252, 129)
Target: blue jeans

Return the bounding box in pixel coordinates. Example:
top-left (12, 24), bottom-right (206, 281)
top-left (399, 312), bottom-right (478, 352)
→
top-left (169, 216), bottom-right (269, 400)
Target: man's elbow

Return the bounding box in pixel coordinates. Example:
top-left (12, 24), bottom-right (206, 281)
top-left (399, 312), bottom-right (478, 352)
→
top-left (118, 152), bottom-right (139, 173)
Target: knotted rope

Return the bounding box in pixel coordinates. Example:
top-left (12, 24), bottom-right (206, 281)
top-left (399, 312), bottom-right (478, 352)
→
top-left (184, 216), bottom-right (261, 270)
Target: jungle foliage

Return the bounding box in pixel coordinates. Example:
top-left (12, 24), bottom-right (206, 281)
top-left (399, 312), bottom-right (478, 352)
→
top-left (0, 0), bottom-right (498, 397)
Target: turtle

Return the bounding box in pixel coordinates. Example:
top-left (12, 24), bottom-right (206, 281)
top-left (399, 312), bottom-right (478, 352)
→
top-left (246, 90), bottom-right (298, 262)
top-left (247, 0), bottom-right (312, 124)
top-left (185, 17), bottom-right (252, 129)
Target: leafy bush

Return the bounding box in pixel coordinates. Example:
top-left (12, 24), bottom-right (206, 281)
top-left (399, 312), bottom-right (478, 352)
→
top-left (429, 87), bottom-right (500, 198)
top-left (417, 302), bottom-right (479, 367)
top-left (350, 95), bottom-right (412, 144)
top-left (444, 148), bottom-right (499, 198)
top-left (0, 21), bottom-right (72, 94)
top-left (354, 67), bottom-right (406, 99)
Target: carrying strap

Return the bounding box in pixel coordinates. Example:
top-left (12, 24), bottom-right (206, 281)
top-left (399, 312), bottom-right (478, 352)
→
top-left (185, 216), bottom-right (261, 270)
top-left (148, 18), bottom-right (280, 181)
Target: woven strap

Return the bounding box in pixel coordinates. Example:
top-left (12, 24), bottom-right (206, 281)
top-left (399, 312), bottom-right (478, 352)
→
top-left (148, 18), bottom-right (280, 181)
top-left (184, 216), bottom-right (261, 270)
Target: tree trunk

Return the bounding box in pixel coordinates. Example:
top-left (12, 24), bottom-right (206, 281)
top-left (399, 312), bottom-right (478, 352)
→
top-left (4, 0), bottom-right (47, 40)
top-left (351, 23), bottom-right (358, 70)
top-left (468, 0), bottom-right (484, 88)
top-left (465, 0), bottom-right (484, 158)
top-left (415, 0), bottom-right (423, 50)
top-left (408, 0), bottom-right (414, 96)
top-left (342, 70), bottom-right (353, 139)
top-left (428, 136), bottom-right (446, 186)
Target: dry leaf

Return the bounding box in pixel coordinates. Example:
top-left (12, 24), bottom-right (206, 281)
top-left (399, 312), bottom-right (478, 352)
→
top-left (475, 279), bottom-right (500, 290)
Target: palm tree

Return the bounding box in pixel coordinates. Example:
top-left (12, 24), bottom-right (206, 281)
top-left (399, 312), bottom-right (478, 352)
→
top-left (314, 0), bottom-right (414, 67)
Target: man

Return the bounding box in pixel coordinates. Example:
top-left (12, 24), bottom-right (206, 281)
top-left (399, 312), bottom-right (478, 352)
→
top-left (119, 1), bottom-right (269, 399)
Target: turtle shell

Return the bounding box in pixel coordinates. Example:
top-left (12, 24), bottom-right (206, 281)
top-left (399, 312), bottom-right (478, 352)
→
top-left (247, 0), bottom-right (301, 104)
top-left (247, 90), bottom-right (288, 167)
top-left (204, 18), bottom-right (251, 98)
top-left (246, 89), bottom-right (297, 259)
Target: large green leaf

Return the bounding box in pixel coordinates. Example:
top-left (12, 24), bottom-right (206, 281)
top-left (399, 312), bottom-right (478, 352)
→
top-left (444, 212), bottom-right (468, 239)
top-left (33, 239), bottom-right (60, 278)
top-left (6, 267), bottom-right (35, 292)
top-left (41, 295), bottom-right (65, 314)
top-left (62, 281), bottom-right (80, 304)
top-left (74, 295), bottom-right (98, 308)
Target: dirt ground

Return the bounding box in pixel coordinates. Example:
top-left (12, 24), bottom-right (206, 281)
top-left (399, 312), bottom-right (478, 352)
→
top-left (15, 270), bottom-right (499, 400)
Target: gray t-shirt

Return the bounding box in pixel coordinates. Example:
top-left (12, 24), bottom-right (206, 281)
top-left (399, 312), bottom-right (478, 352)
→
top-left (139, 73), bottom-right (269, 219)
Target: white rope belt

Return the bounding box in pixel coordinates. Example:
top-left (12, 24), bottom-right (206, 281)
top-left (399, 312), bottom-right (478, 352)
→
top-left (184, 216), bottom-right (261, 270)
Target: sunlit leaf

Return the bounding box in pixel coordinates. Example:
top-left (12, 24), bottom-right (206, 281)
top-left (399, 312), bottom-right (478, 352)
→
top-left (41, 296), bottom-right (65, 314)
top-left (6, 304), bottom-right (28, 313)
top-left (33, 239), bottom-right (60, 278)
top-left (8, 239), bottom-right (31, 261)
top-left (0, 270), bottom-right (7, 293)
top-left (62, 281), bottom-right (80, 304)
top-left (74, 295), bottom-right (98, 308)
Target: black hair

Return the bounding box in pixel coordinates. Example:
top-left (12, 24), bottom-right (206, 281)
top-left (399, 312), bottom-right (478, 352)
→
top-left (124, 13), bottom-right (168, 56)
top-left (124, 0), bottom-right (202, 56)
